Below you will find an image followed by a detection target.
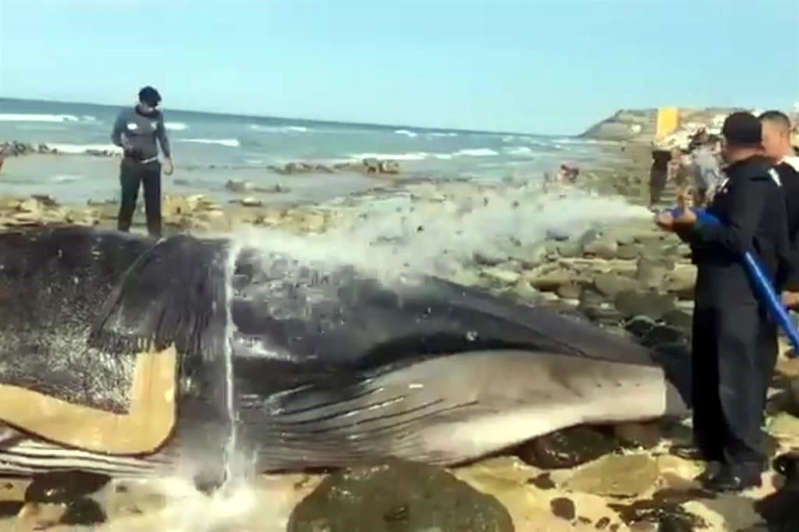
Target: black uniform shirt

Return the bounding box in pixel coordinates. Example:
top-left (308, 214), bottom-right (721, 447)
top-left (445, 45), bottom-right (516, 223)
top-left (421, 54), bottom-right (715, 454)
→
top-left (678, 155), bottom-right (797, 305)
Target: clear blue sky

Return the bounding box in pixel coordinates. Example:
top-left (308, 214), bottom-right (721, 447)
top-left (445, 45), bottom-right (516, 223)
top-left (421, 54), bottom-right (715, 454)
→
top-left (1, 0), bottom-right (798, 135)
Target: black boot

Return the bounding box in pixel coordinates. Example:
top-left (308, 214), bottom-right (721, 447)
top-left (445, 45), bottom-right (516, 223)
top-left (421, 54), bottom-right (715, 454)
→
top-left (703, 463), bottom-right (762, 492)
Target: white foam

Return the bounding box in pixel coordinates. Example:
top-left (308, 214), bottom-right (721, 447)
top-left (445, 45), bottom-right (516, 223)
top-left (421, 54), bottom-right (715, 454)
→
top-left (394, 129), bottom-right (418, 138)
top-left (249, 124), bottom-right (309, 133)
top-left (503, 146), bottom-right (535, 156)
top-left (0, 113), bottom-right (80, 123)
top-left (46, 143), bottom-right (122, 154)
top-left (349, 152), bottom-right (430, 161)
top-left (452, 148), bottom-right (499, 157)
top-left (165, 122), bottom-right (188, 131)
top-left (51, 174), bottom-right (84, 183)
top-left (429, 132), bottom-right (458, 137)
top-left (178, 138), bottom-right (240, 148)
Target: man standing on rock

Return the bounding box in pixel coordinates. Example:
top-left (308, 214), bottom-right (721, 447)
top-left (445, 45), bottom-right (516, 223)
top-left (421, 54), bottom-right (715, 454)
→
top-left (111, 86), bottom-right (174, 237)
top-left (655, 111), bottom-right (795, 492)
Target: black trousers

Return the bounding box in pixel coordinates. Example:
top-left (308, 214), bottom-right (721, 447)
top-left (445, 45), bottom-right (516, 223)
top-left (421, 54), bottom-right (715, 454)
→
top-left (117, 158), bottom-right (162, 237)
top-left (691, 303), bottom-right (778, 468)
top-left (649, 166), bottom-right (668, 205)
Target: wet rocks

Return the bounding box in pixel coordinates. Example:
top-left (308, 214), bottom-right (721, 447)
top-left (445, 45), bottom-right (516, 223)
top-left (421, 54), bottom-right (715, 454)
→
top-left (593, 273), bottom-right (639, 298)
top-left (564, 454), bottom-right (659, 497)
top-left (635, 257), bottom-right (673, 289)
top-left (608, 489), bottom-right (711, 531)
top-left (550, 496), bottom-right (576, 521)
top-left (0, 501), bottom-right (24, 519)
top-left (516, 426), bottom-right (621, 469)
top-left (614, 291), bottom-right (676, 320)
top-left (287, 459), bottom-right (513, 532)
top-left (24, 471), bottom-right (110, 504)
top-left (613, 422), bottom-right (663, 449)
top-left (59, 497), bottom-right (107, 526)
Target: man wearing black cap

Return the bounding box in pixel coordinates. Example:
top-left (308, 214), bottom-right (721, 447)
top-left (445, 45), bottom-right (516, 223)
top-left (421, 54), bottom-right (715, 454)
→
top-left (111, 86), bottom-right (174, 237)
top-left (656, 111), bottom-right (795, 492)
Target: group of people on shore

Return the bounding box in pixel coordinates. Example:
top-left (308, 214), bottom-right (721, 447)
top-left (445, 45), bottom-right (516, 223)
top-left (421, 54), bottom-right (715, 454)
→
top-left (656, 110), bottom-right (799, 492)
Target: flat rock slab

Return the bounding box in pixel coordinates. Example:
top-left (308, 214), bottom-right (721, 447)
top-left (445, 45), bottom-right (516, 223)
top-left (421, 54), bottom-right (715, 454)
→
top-left (564, 454), bottom-right (659, 497)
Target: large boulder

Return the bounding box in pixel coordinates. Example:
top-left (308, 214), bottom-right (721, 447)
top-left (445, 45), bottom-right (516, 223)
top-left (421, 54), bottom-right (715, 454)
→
top-left (287, 460), bottom-right (514, 532)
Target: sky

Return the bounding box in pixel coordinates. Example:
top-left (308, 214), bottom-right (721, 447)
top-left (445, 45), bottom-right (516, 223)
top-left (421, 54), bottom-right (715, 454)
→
top-left (1, 0), bottom-right (798, 135)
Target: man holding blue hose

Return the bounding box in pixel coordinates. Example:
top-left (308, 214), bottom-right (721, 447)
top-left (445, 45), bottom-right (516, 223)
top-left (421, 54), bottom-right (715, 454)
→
top-left (656, 111), bottom-right (796, 492)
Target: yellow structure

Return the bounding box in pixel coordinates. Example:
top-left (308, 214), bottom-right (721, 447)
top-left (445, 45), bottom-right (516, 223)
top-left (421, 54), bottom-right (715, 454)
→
top-left (655, 107), bottom-right (680, 141)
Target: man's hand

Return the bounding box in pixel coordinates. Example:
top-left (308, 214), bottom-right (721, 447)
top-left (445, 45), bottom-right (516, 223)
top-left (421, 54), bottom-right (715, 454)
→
top-left (783, 291), bottom-right (799, 309)
top-left (655, 208), bottom-right (697, 232)
top-left (163, 158), bottom-right (174, 176)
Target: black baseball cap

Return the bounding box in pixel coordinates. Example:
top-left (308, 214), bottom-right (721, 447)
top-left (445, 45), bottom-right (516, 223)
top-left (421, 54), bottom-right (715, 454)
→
top-left (138, 86), bottom-right (162, 107)
top-left (721, 111), bottom-right (762, 145)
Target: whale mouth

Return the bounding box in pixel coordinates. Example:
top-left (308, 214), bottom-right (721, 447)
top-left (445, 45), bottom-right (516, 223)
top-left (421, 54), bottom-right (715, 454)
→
top-left (236, 348), bottom-right (685, 472)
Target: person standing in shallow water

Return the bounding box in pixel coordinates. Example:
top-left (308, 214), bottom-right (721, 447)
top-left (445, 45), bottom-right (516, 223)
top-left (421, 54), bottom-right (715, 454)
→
top-left (111, 86), bottom-right (174, 237)
top-left (656, 111), bottom-right (797, 492)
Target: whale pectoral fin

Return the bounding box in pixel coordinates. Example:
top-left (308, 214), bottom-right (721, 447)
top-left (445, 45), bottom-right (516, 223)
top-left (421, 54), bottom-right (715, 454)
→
top-left (248, 349), bottom-right (676, 471)
top-left (0, 346), bottom-right (178, 455)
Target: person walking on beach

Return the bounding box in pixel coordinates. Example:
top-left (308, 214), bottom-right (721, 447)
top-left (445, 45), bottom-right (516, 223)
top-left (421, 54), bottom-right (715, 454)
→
top-left (111, 86), bottom-right (174, 237)
top-left (656, 111), bottom-right (796, 492)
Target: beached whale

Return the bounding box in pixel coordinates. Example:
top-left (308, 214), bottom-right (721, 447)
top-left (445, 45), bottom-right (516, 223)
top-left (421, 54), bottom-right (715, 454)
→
top-left (0, 225), bottom-right (688, 480)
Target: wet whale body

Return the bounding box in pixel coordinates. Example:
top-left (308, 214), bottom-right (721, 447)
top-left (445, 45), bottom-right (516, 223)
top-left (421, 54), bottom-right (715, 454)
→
top-left (0, 225), bottom-right (688, 479)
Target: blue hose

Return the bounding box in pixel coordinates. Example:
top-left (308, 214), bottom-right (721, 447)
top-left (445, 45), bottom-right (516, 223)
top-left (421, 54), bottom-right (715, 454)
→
top-left (668, 207), bottom-right (799, 357)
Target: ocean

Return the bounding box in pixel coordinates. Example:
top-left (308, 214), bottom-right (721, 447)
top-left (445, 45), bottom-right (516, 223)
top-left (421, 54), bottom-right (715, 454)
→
top-left (0, 98), bottom-right (620, 205)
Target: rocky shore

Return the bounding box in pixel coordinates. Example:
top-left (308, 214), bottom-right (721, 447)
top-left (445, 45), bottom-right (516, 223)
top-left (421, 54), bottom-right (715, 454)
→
top-left (2, 150), bottom-right (799, 531)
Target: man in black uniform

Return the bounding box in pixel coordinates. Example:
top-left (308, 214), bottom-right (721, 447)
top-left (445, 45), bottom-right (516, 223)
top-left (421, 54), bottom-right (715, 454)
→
top-left (656, 111), bottom-right (795, 492)
top-left (760, 111), bottom-right (799, 310)
top-left (111, 86), bottom-right (174, 237)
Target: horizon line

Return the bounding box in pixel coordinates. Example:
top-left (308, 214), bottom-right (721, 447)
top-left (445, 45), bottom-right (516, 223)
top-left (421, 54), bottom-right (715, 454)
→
top-left (0, 95), bottom-right (570, 139)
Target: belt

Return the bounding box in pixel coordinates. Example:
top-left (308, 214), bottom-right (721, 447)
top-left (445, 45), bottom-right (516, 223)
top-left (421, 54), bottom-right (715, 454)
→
top-left (124, 155), bottom-right (159, 164)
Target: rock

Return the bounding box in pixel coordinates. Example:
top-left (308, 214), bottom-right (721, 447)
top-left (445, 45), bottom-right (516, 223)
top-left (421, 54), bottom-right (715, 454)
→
top-left (557, 282), bottom-right (582, 300)
top-left (59, 497), bottom-right (107, 526)
top-left (16, 198), bottom-right (41, 214)
top-left (546, 229), bottom-right (571, 241)
top-left (564, 454), bottom-right (659, 497)
top-left (608, 488), bottom-right (710, 531)
top-left (481, 267), bottom-right (521, 285)
top-left (474, 250), bottom-right (508, 266)
top-left (583, 237), bottom-right (618, 259)
top-left (663, 265), bottom-right (696, 298)
top-left (239, 196), bottom-right (263, 207)
top-left (512, 280), bottom-right (541, 302)
top-left (225, 179), bottom-right (254, 192)
top-left (557, 241), bottom-right (583, 258)
top-left (516, 426), bottom-right (620, 469)
top-left (379, 160), bottom-right (400, 174)
top-left (25, 471), bottom-right (110, 504)
top-left (616, 244), bottom-right (641, 260)
top-left (613, 422), bottom-right (663, 449)
top-left (625, 315), bottom-right (657, 338)
top-left (526, 268), bottom-right (572, 292)
top-left (0, 501), bottom-right (24, 518)
top-left (287, 459), bottom-right (514, 532)
top-left (635, 258), bottom-right (673, 289)
top-left (614, 291), bottom-right (675, 320)
top-left (594, 273), bottom-right (639, 298)
top-left (661, 310), bottom-right (693, 332)
top-left (641, 325), bottom-right (685, 348)
top-left (550, 497), bottom-right (576, 521)
top-left (528, 473), bottom-right (555, 490)
top-left (768, 412), bottom-right (799, 438)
